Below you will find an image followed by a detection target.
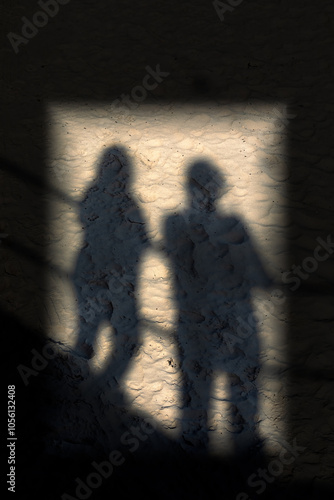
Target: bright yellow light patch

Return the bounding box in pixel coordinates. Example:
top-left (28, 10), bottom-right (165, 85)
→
top-left (46, 100), bottom-right (289, 454)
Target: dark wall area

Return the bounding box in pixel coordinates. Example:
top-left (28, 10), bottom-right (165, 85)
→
top-left (2, 1), bottom-right (334, 498)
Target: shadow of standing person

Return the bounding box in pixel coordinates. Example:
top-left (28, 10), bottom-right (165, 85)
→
top-left (72, 146), bottom-right (149, 406)
top-left (164, 160), bottom-right (271, 456)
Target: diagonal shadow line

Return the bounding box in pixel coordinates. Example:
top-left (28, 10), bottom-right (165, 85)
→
top-left (0, 156), bottom-right (79, 207)
top-left (1, 237), bottom-right (70, 279)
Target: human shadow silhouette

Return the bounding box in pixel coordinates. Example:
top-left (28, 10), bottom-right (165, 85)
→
top-left (40, 155), bottom-right (276, 500)
top-left (73, 146), bottom-right (149, 391)
top-left (164, 160), bottom-right (271, 454)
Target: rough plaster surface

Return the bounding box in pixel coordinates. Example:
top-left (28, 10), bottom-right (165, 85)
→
top-left (2, 0), bottom-right (334, 497)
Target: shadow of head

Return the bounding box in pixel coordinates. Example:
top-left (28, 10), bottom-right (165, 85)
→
top-left (187, 159), bottom-right (226, 210)
top-left (93, 145), bottom-right (134, 194)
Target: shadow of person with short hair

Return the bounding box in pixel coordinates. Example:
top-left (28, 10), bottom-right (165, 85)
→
top-left (164, 159), bottom-right (271, 456)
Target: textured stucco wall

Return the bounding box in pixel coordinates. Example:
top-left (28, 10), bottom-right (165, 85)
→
top-left (2, 0), bottom-right (334, 498)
